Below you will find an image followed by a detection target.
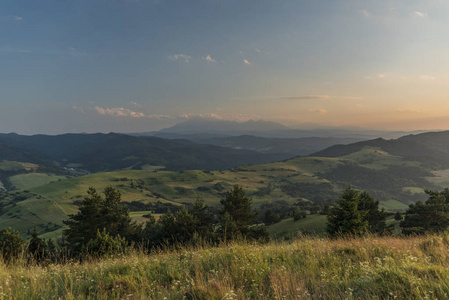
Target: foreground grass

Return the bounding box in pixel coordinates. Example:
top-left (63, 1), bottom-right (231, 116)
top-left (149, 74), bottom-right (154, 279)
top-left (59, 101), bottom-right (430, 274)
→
top-left (2, 235), bottom-right (449, 299)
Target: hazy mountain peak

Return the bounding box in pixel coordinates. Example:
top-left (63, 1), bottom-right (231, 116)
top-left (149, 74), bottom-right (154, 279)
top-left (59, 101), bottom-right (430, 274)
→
top-left (160, 118), bottom-right (290, 134)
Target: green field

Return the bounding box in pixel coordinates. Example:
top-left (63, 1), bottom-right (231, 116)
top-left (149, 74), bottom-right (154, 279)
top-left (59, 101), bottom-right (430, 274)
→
top-left (379, 199), bottom-right (409, 210)
top-left (0, 146), bottom-right (437, 238)
top-left (9, 173), bottom-right (67, 189)
top-left (267, 215), bottom-right (328, 239)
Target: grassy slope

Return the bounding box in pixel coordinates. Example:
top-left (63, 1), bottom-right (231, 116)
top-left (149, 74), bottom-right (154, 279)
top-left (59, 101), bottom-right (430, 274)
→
top-left (0, 146), bottom-right (435, 238)
top-left (2, 235), bottom-right (449, 299)
top-left (9, 173), bottom-right (67, 190)
top-left (267, 215), bottom-right (328, 239)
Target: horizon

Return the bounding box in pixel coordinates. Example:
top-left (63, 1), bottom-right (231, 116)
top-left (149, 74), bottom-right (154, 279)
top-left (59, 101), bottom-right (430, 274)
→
top-left (3, 1), bottom-right (449, 134)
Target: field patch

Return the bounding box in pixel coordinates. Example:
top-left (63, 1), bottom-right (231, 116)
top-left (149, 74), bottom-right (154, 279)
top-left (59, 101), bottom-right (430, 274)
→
top-left (267, 215), bottom-right (327, 238)
top-left (379, 199), bottom-right (409, 210)
top-left (9, 173), bottom-right (67, 189)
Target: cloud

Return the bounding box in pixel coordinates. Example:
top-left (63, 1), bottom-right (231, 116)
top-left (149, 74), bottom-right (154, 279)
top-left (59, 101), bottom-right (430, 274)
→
top-left (279, 95), bottom-right (362, 101)
top-left (72, 106), bottom-right (86, 114)
top-left (308, 108), bottom-right (327, 114)
top-left (168, 54), bottom-right (191, 63)
top-left (130, 101), bottom-right (142, 107)
top-left (201, 55), bottom-right (216, 63)
top-left (360, 10), bottom-right (370, 18)
top-left (255, 49), bottom-right (262, 53)
top-left (420, 75), bottom-right (436, 80)
top-left (378, 73), bottom-right (385, 79)
top-left (179, 113), bottom-right (224, 120)
top-left (243, 59), bottom-right (251, 65)
top-left (412, 11), bottom-right (428, 18)
top-left (93, 107), bottom-right (145, 118)
top-left (14, 16), bottom-right (23, 21)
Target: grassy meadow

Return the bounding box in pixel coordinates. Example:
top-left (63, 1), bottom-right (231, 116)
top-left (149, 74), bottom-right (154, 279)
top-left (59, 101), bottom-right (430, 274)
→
top-left (2, 234), bottom-right (449, 299)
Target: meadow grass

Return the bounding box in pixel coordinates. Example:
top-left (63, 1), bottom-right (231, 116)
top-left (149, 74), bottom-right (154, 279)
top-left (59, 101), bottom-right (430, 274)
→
top-left (1, 234), bottom-right (449, 299)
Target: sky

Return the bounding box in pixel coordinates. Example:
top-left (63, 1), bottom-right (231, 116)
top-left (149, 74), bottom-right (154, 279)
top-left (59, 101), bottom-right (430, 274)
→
top-left (2, 0), bottom-right (449, 134)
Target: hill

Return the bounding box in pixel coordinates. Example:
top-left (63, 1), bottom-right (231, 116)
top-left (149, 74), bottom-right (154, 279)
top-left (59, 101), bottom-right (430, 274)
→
top-left (180, 135), bottom-right (364, 156)
top-left (0, 133), bottom-right (290, 173)
top-left (313, 130), bottom-right (449, 169)
top-left (3, 130), bottom-right (449, 238)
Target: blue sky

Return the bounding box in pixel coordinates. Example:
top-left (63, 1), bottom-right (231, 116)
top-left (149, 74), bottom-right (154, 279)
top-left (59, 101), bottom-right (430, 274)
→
top-left (2, 0), bottom-right (449, 134)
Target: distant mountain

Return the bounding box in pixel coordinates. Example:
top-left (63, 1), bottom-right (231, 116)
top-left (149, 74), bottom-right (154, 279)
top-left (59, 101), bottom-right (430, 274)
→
top-left (166, 135), bottom-right (365, 156)
top-left (133, 118), bottom-right (424, 140)
top-left (158, 118), bottom-right (290, 135)
top-left (313, 130), bottom-right (449, 169)
top-left (0, 133), bottom-right (290, 172)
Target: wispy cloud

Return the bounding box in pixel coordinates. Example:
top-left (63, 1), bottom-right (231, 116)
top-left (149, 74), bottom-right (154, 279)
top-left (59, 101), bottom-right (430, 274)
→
top-left (130, 101), bottom-right (142, 107)
top-left (412, 11), bottom-right (428, 18)
top-left (201, 55), bottom-right (216, 63)
top-left (72, 106), bottom-right (86, 114)
top-left (243, 59), bottom-right (251, 65)
top-left (308, 108), bottom-right (327, 114)
top-left (168, 54), bottom-right (191, 63)
top-left (360, 10), bottom-right (370, 18)
top-left (14, 16), bottom-right (23, 21)
top-left (420, 75), bottom-right (436, 80)
top-left (93, 107), bottom-right (146, 118)
top-left (280, 95), bottom-right (362, 101)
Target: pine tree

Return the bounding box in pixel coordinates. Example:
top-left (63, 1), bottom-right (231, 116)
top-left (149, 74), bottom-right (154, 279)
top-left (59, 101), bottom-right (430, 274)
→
top-left (63, 186), bottom-right (134, 255)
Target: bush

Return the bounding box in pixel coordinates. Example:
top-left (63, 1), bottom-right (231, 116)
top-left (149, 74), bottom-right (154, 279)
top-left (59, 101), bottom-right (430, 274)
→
top-left (0, 227), bottom-right (25, 262)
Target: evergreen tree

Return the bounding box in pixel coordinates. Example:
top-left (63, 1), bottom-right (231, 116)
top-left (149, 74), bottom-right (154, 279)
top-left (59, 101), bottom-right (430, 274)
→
top-left (219, 185), bottom-right (260, 241)
top-left (401, 189), bottom-right (449, 235)
top-left (28, 226), bottom-right (46, 261)
top-left (63, 186), bottom-right (134, 255)
top-left (394, 211), bottom-right (402, 221)
top-left (327, 187), bottom-right (368, 235)
top-left (327, 188), bottom-right (386, 236)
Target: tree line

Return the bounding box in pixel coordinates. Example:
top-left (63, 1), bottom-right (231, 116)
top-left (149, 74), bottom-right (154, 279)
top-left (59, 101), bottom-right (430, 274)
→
top-left (2, 184), bottom-right (449, 262)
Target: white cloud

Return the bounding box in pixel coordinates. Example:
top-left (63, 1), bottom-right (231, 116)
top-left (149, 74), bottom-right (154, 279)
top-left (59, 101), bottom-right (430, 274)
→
top-left (168, 54), bottom-right (191, 63)
top-left (72, 106), bottom-right (86, 114)
top-left (14, 16), bottom-right (23, 21)
top-left (93, 107), bottom-right (145, 118)
top-left (130, 101), bottom-right (142, 107)
top-left (243, 59), bottom-right (251, 65)
top-left (378, 73), bottom-right (385, 79)
top-left (420, 75), bottom-right (436, 80)
top-left (308, 108), bottom-right (327, 114)
top-left (201, 55), bottom-right (216, 63)
top-left (412, 11), bottom-right (428, 18)
top-left (280, 95), bottom-right (362, 101)
top-left (255, 49), bottom-right (262, 53)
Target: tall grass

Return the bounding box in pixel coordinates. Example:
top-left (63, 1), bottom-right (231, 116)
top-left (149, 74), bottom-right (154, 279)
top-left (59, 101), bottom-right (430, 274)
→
top-left (1, 234), bottom-right (449, 299)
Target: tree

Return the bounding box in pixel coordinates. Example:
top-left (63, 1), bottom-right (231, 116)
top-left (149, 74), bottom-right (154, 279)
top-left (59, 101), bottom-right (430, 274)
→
top-left (263, 209), bottom-right (281, 225)
top-left (0, 227), bottom-right (25, 262)
top-left (28, 226), bottom-right (46, 261)
top-left (293, 206), bottom-right (306, 221)
top-left (327, 187), bottom-right (386, 236)
top-left (394, 211), bottom-right (402, 221)
top-left (219, 185), bottom-right (261, 241)
top-left (63, 186), bottom-right (135, 255)
top-left (401, 188), bottom-right (449, 235)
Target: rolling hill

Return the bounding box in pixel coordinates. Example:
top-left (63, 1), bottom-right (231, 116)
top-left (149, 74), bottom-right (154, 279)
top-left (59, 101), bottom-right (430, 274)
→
top-left (0, 133), bottom-right (290, 173)
top-left (2, 130), bottom-right (449, 239)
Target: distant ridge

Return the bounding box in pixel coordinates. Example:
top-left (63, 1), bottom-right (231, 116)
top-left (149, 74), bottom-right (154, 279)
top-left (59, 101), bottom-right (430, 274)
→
top-left (0, 133), bottom-right (290, 172)
top-left (159, 118), bottom-right (290, 134)
top-left (312, 130), bottom-right (449, 168)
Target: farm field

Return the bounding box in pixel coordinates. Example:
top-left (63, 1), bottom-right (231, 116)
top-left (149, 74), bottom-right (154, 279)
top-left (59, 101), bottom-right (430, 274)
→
top-left (0, 146), bottom-right (437, 238)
